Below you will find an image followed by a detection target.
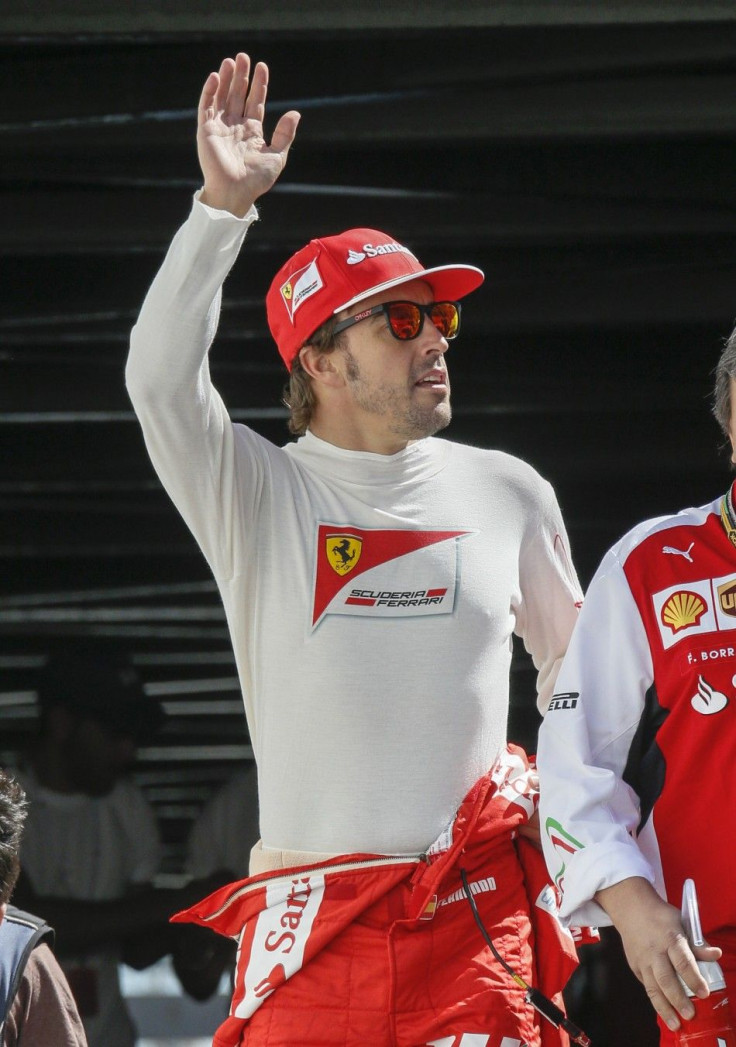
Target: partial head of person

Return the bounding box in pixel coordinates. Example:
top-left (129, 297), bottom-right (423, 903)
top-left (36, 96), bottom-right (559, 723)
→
top-left (35, 642), bottom-right (165, 798)
top-left (714, 325), bottom-right (736, 465)
top-left (0, 769), bottom-right (27, 917)
top-left (266, 228), bottom-right (484, 451)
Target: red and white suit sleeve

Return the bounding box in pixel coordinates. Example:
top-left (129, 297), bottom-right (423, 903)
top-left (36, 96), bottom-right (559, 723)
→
top-left (537, 547), bottom-right (661, 928)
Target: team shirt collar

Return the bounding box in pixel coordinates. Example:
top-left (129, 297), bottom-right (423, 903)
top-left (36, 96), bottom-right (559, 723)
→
top-left (720, 479), bottom-right (736, 548)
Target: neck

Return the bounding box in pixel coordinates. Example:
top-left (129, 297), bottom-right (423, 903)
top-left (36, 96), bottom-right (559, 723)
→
top-left (307, 414), bottom-right (411, 456)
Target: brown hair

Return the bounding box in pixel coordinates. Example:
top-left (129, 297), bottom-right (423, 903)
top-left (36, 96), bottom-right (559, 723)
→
top-left (281, 318), bottom-right (346, 436)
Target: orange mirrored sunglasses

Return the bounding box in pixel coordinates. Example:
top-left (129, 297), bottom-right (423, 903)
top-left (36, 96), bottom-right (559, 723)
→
top-left (333, 300), bottom-right (461, 342)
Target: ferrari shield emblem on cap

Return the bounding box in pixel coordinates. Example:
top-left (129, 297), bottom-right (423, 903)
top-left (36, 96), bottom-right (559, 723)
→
top-left (279, 258), bottom-right (324, 323)
top-left (326, 535), bottom-right (362, 576)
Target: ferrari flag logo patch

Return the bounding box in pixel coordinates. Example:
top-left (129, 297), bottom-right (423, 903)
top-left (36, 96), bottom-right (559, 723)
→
top-left (311, 523), bottom-right (474, 629)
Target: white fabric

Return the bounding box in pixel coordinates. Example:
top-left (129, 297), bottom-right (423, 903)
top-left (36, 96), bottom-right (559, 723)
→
top-left (187, 767), bottom-right (260, 880)
top-left (126, 196), bottom-right (582, 856)
top-left (15, 768), bottom-right (161, 1047)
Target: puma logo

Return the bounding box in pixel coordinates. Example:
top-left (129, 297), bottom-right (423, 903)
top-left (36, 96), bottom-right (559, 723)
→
top-left (662, 542), bottom-right (694, 563)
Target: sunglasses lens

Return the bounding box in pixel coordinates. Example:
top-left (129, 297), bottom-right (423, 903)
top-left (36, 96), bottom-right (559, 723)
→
top-left (430, 303), bottom-right (460, 339)
top-left (383, 301), bottom-right (460, 340)
top-left (386, 303), bottom-right (422, 340)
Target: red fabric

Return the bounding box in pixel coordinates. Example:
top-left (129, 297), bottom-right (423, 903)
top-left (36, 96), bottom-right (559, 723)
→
top-left (657, 953), bottom-right (736, 1046)
top-left (173, 746), bottom-right (587, 1047)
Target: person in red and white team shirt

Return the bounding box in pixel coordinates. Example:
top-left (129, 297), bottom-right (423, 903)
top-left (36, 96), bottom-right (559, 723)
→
top-left (127, 52), bottom-right (587, 1047)
top-left (537, 335), bottom-right (736, 1045)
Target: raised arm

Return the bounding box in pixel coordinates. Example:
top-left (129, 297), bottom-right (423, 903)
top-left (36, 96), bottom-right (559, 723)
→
top-left (197, 53), bottom-right (300, 217)
top-left (126, 55), bottom-right (300, 577)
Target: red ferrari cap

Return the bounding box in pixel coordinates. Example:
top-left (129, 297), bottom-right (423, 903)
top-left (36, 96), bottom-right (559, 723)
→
top-left (266, 227), bottom-right (484, 370)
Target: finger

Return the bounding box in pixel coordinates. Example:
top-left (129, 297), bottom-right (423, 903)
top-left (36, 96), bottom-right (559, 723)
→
top-left (648, 948), bottom-right (697, 1024)
top-left (226, 51), bottom-right (251, 119)
top-left (198, 71), bottom-right (220, 124)
top-left (641, 958), bottom-right (694, 1032)
top-left (244, 60), bottom-right (269, 124)
top-left (655, 966), bottom-right (696, 1020)
top-left (668, 936), bottom-right (715, 1001)
top-left (270, 110), bottom-right (301, 159)
top-left (214, 57), bottom-right (236, 114)
top-left (688, 943), bottom-right (723, 997)
top-left (644, 980), bottom-right (685, 1034)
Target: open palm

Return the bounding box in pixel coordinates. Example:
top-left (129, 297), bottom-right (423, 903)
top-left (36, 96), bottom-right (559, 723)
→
top-left (197, 54), bottom-right (300, 217)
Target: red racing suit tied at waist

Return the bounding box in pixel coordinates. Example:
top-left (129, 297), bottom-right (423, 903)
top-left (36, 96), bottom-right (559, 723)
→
top-left (171, 745), bottom-right (595, 1047)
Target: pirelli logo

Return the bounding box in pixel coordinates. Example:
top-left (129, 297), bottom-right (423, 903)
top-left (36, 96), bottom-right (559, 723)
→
top-left (548, 692), bottom-right (578, 711)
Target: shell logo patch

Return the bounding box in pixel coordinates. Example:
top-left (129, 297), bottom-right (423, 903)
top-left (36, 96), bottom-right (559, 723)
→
top-left (661, 590), bottom-right (707, 633)
top-left (325, 535), bottom-right (362, 576)
top-left (652, 577), bottom-right (718, 649)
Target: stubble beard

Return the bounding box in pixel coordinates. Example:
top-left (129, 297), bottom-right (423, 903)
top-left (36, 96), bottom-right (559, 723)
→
top-left (344, 349), bottom-right (452, 441)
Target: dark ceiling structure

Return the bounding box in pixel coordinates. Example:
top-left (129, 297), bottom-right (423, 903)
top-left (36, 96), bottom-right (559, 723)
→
top-left (3, 4), bottom-right (736, 876)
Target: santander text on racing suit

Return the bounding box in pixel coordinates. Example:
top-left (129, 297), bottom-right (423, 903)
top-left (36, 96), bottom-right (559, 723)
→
top-left (537, 485), bottom-right (736, 1041)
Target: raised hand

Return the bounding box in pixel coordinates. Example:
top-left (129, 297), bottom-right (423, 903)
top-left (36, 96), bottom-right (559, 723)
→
top-left (197, 53), bottom-right (300, 217)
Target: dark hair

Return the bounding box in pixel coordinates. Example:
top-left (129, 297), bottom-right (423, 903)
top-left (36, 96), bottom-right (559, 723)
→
top-left (281, 317), bottom-right (346, 436)
top-left (0, 769), bottom-right (28, 905)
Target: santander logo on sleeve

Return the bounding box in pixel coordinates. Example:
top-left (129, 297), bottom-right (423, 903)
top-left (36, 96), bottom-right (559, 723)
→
top-left (311, 523), bottom-right (475, 629)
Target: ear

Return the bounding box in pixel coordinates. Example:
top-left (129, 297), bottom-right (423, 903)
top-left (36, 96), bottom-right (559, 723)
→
top-left (0, 902), bottom-right (6, 925)
top-left (298, 345), bottom-right (345, 389)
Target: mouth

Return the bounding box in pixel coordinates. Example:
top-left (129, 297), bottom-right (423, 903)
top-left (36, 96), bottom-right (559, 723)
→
top-left (415, 370), bottom-right (448, 390)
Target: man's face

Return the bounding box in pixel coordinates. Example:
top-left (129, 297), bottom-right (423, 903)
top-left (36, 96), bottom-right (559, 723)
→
top-left (729, 377), bottom-right (736, 465)
top-left (331, 279), bottom-right (453, 452)
top-left (64, 716), bottom-right (137, 797)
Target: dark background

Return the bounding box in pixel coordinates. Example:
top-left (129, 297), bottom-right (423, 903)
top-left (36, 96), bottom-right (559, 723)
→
top-left (1, 6), bottom-right (736, 1040)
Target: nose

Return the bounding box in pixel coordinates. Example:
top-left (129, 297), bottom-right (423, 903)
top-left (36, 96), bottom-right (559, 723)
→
top-left (418, 315), bottom-right (449, 355)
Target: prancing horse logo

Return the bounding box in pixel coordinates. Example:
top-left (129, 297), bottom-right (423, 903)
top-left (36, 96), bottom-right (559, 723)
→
top-left (326, 534), bottom-right (363, 575)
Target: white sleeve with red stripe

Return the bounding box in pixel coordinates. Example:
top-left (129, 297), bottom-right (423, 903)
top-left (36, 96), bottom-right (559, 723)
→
top-left (515, 476), bottom-right (584, 713)
top-left (537, 546), bottom-right (664, 929)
